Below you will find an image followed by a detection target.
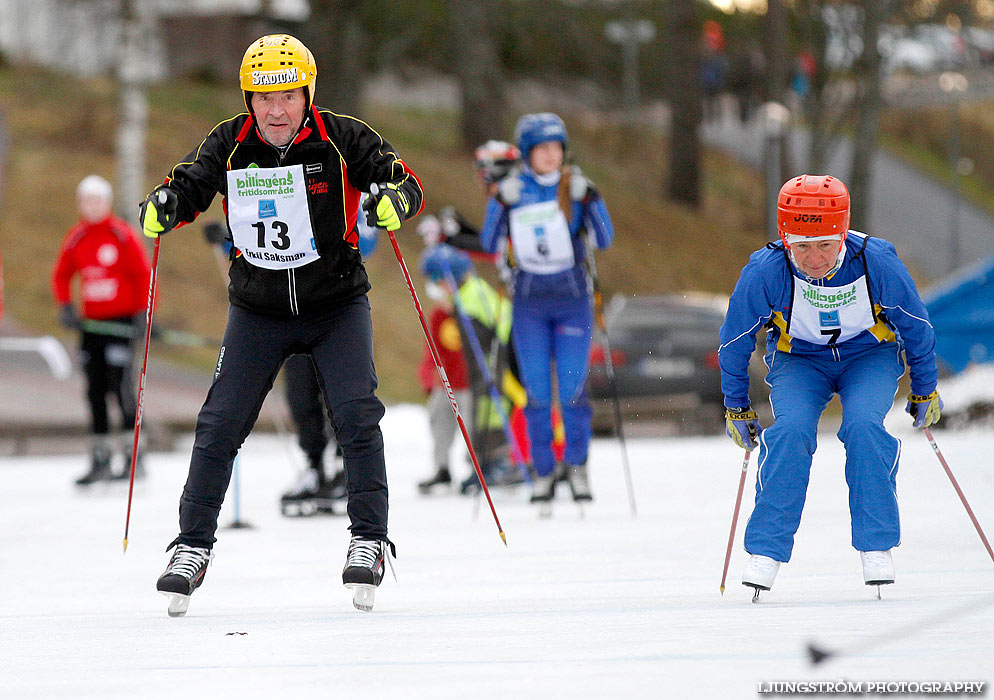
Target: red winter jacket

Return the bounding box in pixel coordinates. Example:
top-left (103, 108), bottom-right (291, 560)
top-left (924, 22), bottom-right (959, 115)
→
top-left (418, 306), bottom-right (469, 394)
top-left (52, 215), bottom-right (151, 320)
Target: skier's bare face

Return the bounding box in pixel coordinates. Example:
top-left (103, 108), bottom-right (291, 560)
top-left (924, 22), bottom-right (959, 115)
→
top-left (529, 141), bottom-right (564, 175)
top-left (790, 239), bottom-right (842, 278)
top-left (78, 193), bottom-right (112, 223)
top-left (252, 88), bottom-right (306, 147)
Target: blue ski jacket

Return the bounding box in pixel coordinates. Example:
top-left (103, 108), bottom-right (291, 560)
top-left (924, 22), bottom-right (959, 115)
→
top-left (718, 232), bottom-right (938, 408)
top-left (479, 166), bottom-right (613, 299)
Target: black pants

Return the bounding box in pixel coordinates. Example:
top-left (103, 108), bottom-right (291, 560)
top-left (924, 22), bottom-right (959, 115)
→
top-left (175, 296), bottom-right (387, 548)
top-left (80, 323), bottom-right (137, 435)
top-left (283, 353), bottom-right (336, 465)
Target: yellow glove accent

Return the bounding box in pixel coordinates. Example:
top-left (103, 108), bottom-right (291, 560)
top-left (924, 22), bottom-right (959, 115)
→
top-left (140, 187), bottom-right (178, 239)
top-left (437, 318), bottom-right (463, 352)
top-left (369, 182), bottom-right (409, 231)
top-left (906, 390), bottom-right (942, 429)
top-left (501, 370), bottom-right (527, 409)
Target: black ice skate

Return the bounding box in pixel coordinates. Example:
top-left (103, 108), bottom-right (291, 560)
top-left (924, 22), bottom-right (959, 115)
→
top-left (417, 465), bottom-right (452, 494)
top-left (74, 438), bottom-right (113, 486)
top-left (342, 536), bottom-right (392, 612)
top-left (156, 544), bottom-right (213, 617)
top-left (565, 463), bottom-right (593, 502)
top-left (280, 468), bottom-right (337, 517)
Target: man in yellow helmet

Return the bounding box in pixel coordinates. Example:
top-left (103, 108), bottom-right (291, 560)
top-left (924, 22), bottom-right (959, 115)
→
top-left (142, 34), bottom-right (423, 616)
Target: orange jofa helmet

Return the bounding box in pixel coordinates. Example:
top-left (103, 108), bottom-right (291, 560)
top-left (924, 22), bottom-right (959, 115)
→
top-left (776, 174), bottom-right (851, 248)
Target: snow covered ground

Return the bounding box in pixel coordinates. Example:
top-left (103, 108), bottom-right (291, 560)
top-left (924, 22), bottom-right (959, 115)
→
top-left (1, 403), bottom-right (992, 699)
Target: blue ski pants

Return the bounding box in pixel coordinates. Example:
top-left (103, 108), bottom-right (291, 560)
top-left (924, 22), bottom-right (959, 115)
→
top-left (511, 294), bottom-right (593, 476)
top-left (744, 344), bottom-right (905, 562)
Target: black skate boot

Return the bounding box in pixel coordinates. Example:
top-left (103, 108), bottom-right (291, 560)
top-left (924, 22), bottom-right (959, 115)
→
top-left (156, 544), bottom-right (213, 617)
top-left (75, 436), bottom-right (113, 486)
top-left (565, 463), bottom-right (593, 502)
top-left (326, 467), bottom-right (347, 501)
top-left (113, 438), bottom-right (147, 482)
top-left (280, 467), bottom-right (335, 516)
top-left (342, 536), bottom-right (393, 612)
top-left (418, 465), bottom-right (452, 494)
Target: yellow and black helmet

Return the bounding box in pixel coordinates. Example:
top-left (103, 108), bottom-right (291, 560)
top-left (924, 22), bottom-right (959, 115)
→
top-left (239, 34), bottom-right (317, 113)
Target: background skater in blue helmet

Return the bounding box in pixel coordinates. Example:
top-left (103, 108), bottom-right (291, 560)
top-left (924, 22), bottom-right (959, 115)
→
top-left (479, 113), bottom-right (614, 507)
top-left (719, 174), bottom-right (941, 601)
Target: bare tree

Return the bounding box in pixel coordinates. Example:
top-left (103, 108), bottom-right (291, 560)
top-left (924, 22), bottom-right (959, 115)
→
top-left (447, 0), bottom-right (505, 151)
top-left (304, 0), bottom-right (367, 116)
top-left (663, 0), bottom-right (701, 206)
top-left (848, 2), bottom-right (891, 231)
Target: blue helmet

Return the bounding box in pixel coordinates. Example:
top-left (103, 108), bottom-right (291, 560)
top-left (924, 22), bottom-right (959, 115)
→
top-left (419, 244), bottom-right (472, 284)
top-left (514, 112), bottom-right (568, 163)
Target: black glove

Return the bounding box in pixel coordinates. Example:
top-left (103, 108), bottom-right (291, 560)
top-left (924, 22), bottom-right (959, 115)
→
top-left (364, 183), bottom-right (410, 230)
top-left (203, 221), bottom-right (228, 245)
top-left (58, 304), bottom-right (81, 330)
top-left (139, 186), bottom-right (179, 238)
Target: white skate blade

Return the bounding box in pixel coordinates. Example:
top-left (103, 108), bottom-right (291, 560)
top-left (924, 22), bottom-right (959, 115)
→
top-left (161, 591), bottom-right (191, 617)
top-left (346, 583), bottom-right (376, 612)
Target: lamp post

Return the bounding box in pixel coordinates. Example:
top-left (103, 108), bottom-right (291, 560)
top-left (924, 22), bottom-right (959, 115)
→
top-left (605, 19), bottom-right (656, 119)
top-left (939, 71), bottom-right (968, 274)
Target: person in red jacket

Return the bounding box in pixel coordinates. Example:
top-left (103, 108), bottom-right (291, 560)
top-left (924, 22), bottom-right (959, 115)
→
top-left (52, 174), bottom-right (151, 486)
top-left (415, 273), bottom-right (472, 494)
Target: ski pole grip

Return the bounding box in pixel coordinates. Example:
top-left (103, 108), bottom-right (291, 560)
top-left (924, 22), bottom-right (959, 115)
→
top-left (369, 183), bottom-right (379, 196)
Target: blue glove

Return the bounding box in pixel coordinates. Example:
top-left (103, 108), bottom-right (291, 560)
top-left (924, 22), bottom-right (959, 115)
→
top-left (906, 390), bottom-right (942, 429)
top-left (58, 303), bottom-right (81, 330)
top-left (725, 406), bottom-right (762, 450)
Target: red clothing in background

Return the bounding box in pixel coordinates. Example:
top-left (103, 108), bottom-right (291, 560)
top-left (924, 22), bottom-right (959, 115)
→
top-left (418, 306), bottom-right (469, 394)
top-left (52, 215), bottom-right (151, 320)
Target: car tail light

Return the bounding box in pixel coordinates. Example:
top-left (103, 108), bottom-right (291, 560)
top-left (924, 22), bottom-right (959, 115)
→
top-left (590, 343), bottom-right (627, 367)
top-left (703, 349), bottom-right (721, 370)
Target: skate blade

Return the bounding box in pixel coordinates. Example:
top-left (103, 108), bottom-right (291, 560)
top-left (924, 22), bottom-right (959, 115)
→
top-left (160, 591), bottom-right (191, 617)
top-left (346, 584), bottom-right (376, 612)
top-left (538, 503), bottom-right (553, 519)
top-left (281, 501), bottom-right (318, 517)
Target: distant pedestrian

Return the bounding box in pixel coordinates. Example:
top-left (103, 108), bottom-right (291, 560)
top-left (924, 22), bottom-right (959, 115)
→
top-left (719, 174), bottom-right (940, 599)
top-left (52, 174), bottom-right (151, 486)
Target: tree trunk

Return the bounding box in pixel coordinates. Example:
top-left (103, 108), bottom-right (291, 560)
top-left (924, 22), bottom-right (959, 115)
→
top-left (663, 0), bottom-right (701, 206)
top-left (447, 0), bottom-right (505, 152)
top-left (304, 0), bottom-right (366, 116)
top-left (849, 3), bottom-right (885, 231)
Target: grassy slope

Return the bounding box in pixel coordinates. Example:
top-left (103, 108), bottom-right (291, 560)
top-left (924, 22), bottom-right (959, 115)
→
top-left (0, 67), bottom-right (766, 402)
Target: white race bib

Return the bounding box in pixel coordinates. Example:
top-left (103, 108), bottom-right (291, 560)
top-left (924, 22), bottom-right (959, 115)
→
top-left (788, 275), bottom-right (875, 345)
top-left (508, 200), bottom-right (575, 274)
top-left (226, 164), bottom-right (319, 270)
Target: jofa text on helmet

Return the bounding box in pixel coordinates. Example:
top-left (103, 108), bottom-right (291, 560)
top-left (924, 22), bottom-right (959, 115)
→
top-left (794, 214), bottom-right (823, 223)
top-left (252, 67), bottom-right (302, 87)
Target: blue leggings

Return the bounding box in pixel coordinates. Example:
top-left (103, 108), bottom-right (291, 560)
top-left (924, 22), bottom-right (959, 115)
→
top-left (511, 294), bottom-right (593, 476)
top-left (745, 344), bottom-right (905, 561)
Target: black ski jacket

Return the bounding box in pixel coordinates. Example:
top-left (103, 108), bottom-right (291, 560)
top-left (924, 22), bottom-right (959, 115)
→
top-left (161, 105), bottom-right (424, 316)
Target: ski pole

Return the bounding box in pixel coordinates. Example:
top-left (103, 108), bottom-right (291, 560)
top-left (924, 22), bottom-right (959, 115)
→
top-left (123, 236), bottom-right (160, 553)
top-left (440, 261), bottom-right (529, 481)
top-left (584, 235), bottom-right (636, 517)
top-left (81, 318), bottom-right (222, 349)
top-left (720, 450), bottom-right (751, 594)
top-left (923, 427), bottom-right (994, 565)
top-left (374, 188), bottom-right (506, 546)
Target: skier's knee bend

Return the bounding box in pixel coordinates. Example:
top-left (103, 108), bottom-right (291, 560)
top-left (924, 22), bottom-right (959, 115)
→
top-left (332, 396), bottom-right (386, 450)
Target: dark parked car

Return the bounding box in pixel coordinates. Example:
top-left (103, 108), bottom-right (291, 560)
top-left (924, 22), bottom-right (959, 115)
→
top-left (586, 293), bottom-right (730, 434)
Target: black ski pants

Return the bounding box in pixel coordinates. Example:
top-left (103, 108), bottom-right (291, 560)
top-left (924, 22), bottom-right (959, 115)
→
top-left (283, 353), bottom-right (334, 466)
top-left (175, 295), bottom-right (387, 549)
top-left (80, 322), bottom-right (137, 436)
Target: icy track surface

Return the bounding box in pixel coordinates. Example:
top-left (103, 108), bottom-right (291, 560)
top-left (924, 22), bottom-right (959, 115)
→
top-left (0, 404), bottom-right (991, 699)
